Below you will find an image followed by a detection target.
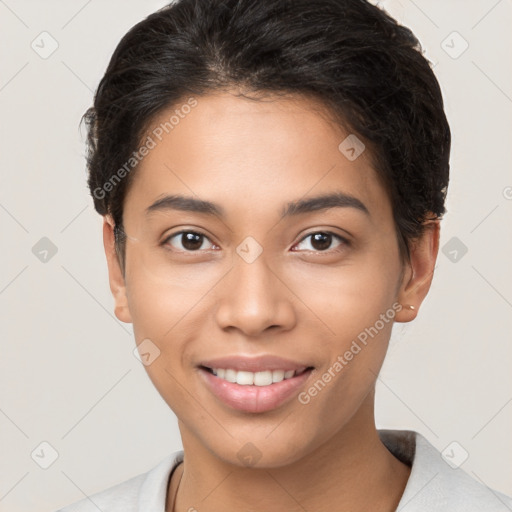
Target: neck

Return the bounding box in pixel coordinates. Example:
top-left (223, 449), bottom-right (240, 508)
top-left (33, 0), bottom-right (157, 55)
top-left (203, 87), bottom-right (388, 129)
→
top-left (170, 392), bottom-right (410, 512)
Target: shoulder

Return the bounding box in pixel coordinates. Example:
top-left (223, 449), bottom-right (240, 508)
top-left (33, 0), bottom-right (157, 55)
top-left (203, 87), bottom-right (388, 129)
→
top-left (55, 451), bottom-right (184, 512)
top-left (379, 429), bottom-right (512, 511)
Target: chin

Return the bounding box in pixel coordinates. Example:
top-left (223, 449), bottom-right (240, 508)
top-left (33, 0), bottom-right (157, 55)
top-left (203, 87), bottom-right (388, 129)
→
top-left (199, 425), bottom-right (325, 469)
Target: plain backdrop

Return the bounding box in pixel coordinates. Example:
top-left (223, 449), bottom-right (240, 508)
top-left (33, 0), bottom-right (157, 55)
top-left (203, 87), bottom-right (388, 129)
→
top-left (0, 1), bottom-right (511, 511)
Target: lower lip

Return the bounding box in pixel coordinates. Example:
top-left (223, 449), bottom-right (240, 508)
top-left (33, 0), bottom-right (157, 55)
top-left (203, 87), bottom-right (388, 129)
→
top-left (199, 368), bottom-right (313, 413)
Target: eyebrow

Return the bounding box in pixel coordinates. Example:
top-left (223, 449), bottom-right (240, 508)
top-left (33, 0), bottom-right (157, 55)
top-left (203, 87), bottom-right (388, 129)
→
top-left (145, 192), bottom-right (370, 219)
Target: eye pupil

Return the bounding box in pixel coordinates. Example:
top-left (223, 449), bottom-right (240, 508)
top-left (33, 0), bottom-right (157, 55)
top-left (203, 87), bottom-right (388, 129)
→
top-left (171, 231), bottom-right (339, 253)
top-left (182, 232), bottom-right (203, 250)
top-left (311, 232), bottom-right (331, 251)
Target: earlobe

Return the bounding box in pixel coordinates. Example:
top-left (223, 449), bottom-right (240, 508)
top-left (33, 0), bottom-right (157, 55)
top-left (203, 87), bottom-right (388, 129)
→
top-left (395, 220), bottom-right (440, 323)
top-left (103, 216), bottom-right (133, 324)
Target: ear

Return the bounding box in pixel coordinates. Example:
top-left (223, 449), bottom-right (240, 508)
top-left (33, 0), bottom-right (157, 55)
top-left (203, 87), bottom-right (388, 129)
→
top-left (394, 220), bottom-right (440, 323)
top-left (103, 216), bottom-right (132, 324)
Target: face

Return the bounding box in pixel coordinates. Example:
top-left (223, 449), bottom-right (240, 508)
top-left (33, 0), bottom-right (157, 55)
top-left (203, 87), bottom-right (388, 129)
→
top-left (104, 91), bottom-right (437, 468)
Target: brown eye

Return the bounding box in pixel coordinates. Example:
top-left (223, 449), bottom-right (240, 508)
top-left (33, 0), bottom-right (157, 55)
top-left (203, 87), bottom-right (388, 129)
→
top-left (310, 233), bottom-right (332, 251)
top-left (164, 231), bottom-right (215, 252)
top-left (292, 231), bottom-right (348, 252)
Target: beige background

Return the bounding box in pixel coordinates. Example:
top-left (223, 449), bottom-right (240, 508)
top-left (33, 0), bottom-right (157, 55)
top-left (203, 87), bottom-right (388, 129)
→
top-left (0, 1), bottom-right (511, 510)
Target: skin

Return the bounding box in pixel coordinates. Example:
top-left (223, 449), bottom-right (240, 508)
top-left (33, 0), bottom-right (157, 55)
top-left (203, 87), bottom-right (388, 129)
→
top-left (103, 90), bottom-right (439, 512)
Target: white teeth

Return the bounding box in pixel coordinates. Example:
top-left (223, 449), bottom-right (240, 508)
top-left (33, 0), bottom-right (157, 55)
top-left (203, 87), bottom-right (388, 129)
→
top-left (236, 371), bottom-right (254, 385)
top-left (225, 369), bottom-right (237, 383)
top-left (272, 370), bottom-right (285, 383)
top-left (254, 371), bottom-right (273, 386)
top-left (209, 367), bottom-right (306, 386)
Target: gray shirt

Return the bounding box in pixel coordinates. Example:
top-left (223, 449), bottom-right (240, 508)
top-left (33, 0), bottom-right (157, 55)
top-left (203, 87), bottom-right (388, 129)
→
top-left (56, 429), bottom-right (512, 511)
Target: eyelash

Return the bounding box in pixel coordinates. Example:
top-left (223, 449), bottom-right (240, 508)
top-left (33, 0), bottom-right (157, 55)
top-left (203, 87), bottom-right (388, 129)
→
top-left (162, 230), bottom-right (350, 254)
top-left (292, 231), bottom-right (350, 252)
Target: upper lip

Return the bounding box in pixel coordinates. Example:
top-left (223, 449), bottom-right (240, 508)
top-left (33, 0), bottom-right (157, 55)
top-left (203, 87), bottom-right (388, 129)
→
top-left (199, 355), bottom-right (314, 373)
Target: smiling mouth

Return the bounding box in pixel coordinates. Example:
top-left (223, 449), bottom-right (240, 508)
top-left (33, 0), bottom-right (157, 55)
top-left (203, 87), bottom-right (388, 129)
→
top-left (200, 366), bottom-right (313, 386)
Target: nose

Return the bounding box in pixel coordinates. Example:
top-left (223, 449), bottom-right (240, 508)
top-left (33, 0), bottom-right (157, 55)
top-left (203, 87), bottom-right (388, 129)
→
top-left (214, 252), bottom-right (297, 338)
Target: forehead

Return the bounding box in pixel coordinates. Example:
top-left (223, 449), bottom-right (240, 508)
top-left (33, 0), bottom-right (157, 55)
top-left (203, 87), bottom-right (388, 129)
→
top-left (124, 91), bottom-right (392, 224)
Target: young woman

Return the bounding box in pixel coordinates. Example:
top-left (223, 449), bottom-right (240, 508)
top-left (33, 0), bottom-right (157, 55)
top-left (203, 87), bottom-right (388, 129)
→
top-left (57, 0), bottom-right (512, 510)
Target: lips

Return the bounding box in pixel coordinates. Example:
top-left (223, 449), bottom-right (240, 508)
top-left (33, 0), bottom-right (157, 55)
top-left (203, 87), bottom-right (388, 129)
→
top-left (199, 354), bottom-right (311, 373)
top-left (198, 355), bottom-right (314, 413)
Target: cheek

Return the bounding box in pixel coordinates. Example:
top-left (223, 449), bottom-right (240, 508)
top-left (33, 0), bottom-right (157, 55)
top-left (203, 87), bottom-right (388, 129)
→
top-left (279, 239), bottom-right (401, 405)
top-left (125, 269), bottom-right (201, 415)
top-left (124, 252), bottom-right (232, 406)
top-left (294, 285), bottom-right (397, 441)
top-left (281, 244), bottom-right (401, 340)
top-left (124, 245), bottom-right (232, 339)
